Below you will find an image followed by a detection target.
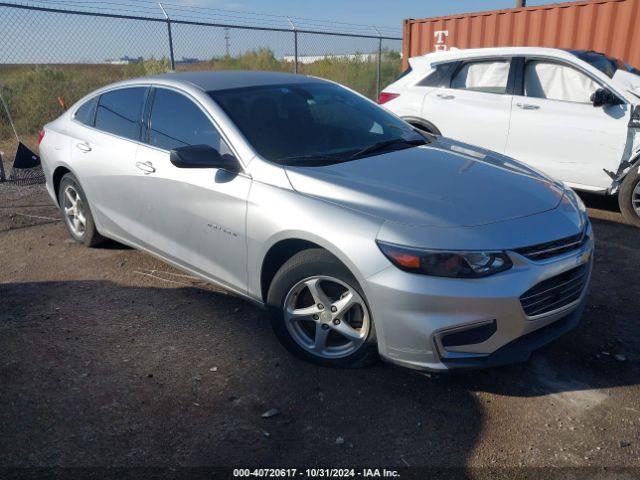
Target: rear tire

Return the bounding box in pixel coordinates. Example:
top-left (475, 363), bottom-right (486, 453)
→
top-left (618, 168), bottom-right (640, 228)
top-left (267, 248), bottom-right (378, 368)
top-left (58, 173), bottom-right (106, 247)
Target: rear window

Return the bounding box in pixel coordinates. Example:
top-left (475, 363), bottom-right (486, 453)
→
top-left (95, 87), bottom-right (146, 141)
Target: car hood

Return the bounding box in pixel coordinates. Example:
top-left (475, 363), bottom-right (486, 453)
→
top-left (285, 138), bottom-right (565, 228)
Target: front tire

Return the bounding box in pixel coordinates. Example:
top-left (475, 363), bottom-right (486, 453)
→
top-left (618, 168), bottom-right (640, 228)
top-left (58, 173), bottom-right (105, 247)
top-left (267, 249), bottom-right (378, 368)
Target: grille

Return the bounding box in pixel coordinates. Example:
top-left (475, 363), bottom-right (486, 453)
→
top-left (520, 264), bottom-right (589, 317)
top-left (515, 231), bottom-right (587, 261)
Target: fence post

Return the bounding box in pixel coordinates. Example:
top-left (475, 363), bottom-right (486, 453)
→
top-left (158, 3), bottom-right (176, 71)
top-left (375, 28), bottom-right (382, 99)
top-left (287, 17), bottom-right (298, 74)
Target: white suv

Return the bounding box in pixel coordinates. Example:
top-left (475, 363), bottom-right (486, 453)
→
top-left (380, 47), bottom-right (640, 226)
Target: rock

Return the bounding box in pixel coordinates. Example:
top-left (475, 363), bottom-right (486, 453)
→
top-left (335, 436), bottom-right (345, 445)
top-left (261, 408), bottom-right (280, 418)
top-left (619, 441), bottom-right (631, 448)
top-left (262, 430), bottom-right (270, 438)
top-left (209, 366), bottom-right (218, 372)
top-left (614, 354), bottom-right (627, 362)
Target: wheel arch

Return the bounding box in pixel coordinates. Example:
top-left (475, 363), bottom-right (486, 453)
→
top-left (259, 235), bottom-right (365, 304)
top-left (261, 238), bottom-right (329, 302)
top-left (52, 165), bottom-right (73, 205)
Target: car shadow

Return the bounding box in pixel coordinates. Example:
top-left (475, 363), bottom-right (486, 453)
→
top-left (577, 191), bottom-right (620, 213)
top-left (0, 279), bottom-right (481, 471)
top-left (1, 274), bottom-right (638, 470)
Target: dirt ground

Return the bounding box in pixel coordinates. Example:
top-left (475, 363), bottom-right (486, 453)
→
top-left (0, 184), bottom-right (638, 478)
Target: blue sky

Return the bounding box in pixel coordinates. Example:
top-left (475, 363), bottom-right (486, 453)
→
top-left (1, 0), bottom-right (565, 63)
top-left (194, 0), bottom-right (562, 30)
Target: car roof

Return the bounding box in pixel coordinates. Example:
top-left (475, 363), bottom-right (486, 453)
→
top-left (411, 46), bottom-right (578, 66)
top-left (142, 70), bottom-right (324, 92)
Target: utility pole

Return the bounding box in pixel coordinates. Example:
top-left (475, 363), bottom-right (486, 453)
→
top-left (286, 17), bottom-right (298, 74)
top-left (516, 0), bottom-right (527, 7)
top-left (224, 27), bottom-right (231, 57)
top-left (158, 3), bottom-right (175, 70)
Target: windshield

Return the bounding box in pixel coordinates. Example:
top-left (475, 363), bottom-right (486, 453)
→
top-left (568, 50), bottom-right (640, 78)
top-left (209, 82), bottom-right (425, 166)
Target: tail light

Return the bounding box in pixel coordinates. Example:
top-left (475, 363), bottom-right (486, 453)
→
top-left (378, 92), bottom-right (399, 105)
top-left (38, 129), bottom-right (45, 145)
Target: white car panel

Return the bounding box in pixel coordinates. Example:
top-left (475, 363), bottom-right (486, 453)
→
top-left (422, 87), bottom-right (512, 154)
top-left (505, 94), bottom-right (630, 189)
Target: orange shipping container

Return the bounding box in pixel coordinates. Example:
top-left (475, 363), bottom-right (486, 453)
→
top-left (403, 0), bottom-right (640, 69)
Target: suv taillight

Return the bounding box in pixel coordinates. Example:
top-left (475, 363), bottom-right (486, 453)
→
top-left (38, 129), bottom-right (45, 145)
top-left (378, 92), bottom-right (399, 105)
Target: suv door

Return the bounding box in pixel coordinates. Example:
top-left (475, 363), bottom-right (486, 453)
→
top-left (134, 87), bottom-right (251, 291)
top-left (504, 58), bottom-right (630, 190)
top-left (70, 86), bottom-right (148, 243)
top-left (422, 58), bottom-right (514, 153)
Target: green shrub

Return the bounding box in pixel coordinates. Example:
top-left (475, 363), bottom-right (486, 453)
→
top-left (0, 49), bottom-right (401, 144)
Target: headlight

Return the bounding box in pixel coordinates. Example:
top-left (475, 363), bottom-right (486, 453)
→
top-left (377, 241), bottom-right (513, 278)
top-left (567, 188), bottom-right (586, 214)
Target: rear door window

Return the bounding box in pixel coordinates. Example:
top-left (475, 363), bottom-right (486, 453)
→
top-left (147, 88), bottom-right (231, 154)
top-left (94, 87), bottom-right (147, 141)
top-left (451, 60), bottom-right (510, 94)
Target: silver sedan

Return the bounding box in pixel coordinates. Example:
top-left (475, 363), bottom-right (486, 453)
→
top-left (39, 71), bottom-right (594, 371)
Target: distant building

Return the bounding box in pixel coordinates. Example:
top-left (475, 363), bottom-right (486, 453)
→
top-left (282, 53), bottom-right (378, 64)
top-left (176, 57), bottom-right (200, 64)
top-left (105, 56), bottom-right (143, 65)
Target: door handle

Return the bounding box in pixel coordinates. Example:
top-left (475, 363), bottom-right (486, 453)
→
top-left (135, 161), bottom-right (156, 174)
top-left (436, 93), bottom-right (455, 100)
top-left (516, 103), bottom-right (540, 110)
top-left (75, 142), bottom-right (91, 152)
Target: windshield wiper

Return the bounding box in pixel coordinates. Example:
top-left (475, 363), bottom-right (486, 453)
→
top-left (349, 137), bottom-right (426, 160)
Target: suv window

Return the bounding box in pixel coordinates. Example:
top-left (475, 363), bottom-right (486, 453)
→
top-left (95, 87), bottom-right (146, 140)
top-left (525, 60), bottom-right (599, 103)
top-left (451, 60), bottom-right (510, 94)
top-left (148, 88), bottom-right (230, 153)
top-left (418, 62), bottom-right (459, 87)
top-left (74, 97), bottom-right (97, 127)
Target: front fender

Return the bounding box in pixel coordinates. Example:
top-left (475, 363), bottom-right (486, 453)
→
top-left (246, 181), bottom-right (388, 304)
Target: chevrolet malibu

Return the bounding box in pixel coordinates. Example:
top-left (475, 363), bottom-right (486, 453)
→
top-left (39, 71), bottom-right (594, 372)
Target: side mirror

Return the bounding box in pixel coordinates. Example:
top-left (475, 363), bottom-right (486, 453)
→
top-left (170, 144), bottom-right (240, 172)
top-left (590, 87), bottom-right (619, 107)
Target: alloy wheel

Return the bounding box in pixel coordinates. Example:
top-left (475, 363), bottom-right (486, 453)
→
top-left (63, 185), bottom-right (87, 237)
top-left (633, 179), bottom-right (640, 218)
top-left (283, 276), bottom-right (370, 359)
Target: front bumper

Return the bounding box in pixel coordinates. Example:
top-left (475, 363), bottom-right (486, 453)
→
top-left (364, 229), bottom-right (594, 372)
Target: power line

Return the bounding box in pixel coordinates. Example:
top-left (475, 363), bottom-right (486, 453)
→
top-left (7, 0), bottom-right (402, 36)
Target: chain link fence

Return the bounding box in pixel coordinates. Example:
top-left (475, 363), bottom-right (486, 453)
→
top-left (0, 1), bottom-right (402, 178)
